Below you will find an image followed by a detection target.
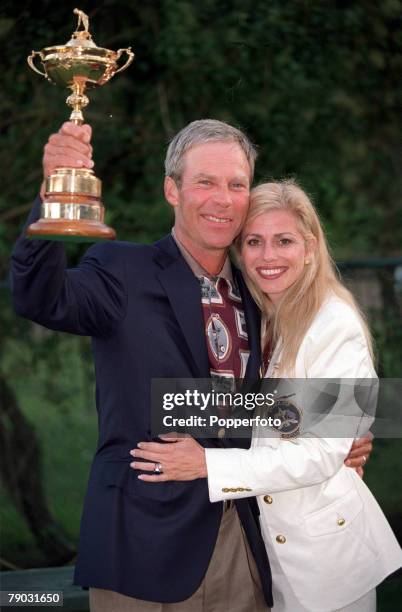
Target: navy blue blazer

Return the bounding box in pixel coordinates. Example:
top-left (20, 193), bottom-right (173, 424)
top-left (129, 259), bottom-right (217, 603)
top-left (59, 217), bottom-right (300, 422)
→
top-left (10, 199), bottom-right (272, 606)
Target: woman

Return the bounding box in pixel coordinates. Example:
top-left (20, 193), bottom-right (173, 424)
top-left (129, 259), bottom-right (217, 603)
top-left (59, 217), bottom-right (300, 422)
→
top-left (131, 180), bottom-right (402, 611)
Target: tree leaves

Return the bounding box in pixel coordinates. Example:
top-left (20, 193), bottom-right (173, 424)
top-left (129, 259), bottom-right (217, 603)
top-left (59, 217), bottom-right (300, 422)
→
top-left (1, 1), bottom-right (401, 256)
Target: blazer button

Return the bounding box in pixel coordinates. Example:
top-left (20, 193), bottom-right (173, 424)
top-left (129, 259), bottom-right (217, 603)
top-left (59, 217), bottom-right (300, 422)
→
top-left (218, 428), bottom-right (226, 439)
top-left (337, 518), bottom-right (346, 526)
top-left (263, 495), bottom-right (273, 504)
top-left (276, 535), bottom-right (286, 544)
top-left (222, 488), bottom-right (230, 493)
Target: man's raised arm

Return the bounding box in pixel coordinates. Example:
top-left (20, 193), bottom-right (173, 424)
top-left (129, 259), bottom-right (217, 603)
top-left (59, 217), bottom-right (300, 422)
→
top-left (10, 123), bottom-right (127, 337)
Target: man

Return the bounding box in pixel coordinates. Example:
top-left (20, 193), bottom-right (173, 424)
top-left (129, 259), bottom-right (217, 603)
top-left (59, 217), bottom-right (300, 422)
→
top-left (10, 119), bottom-right (371, 611)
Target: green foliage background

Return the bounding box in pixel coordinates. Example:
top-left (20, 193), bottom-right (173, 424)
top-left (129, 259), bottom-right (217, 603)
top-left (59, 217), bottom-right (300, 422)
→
top-left (0, 0), bottom-right (401, 606)
top-left (2, 0), bottom-right (402, 253)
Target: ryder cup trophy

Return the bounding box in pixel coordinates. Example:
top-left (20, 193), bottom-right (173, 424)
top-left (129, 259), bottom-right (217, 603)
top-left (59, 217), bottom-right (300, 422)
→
top-left (27, 8), bottom-right (134, 240)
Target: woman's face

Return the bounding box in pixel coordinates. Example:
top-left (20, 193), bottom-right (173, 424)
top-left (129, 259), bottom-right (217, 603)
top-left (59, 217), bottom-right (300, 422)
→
top-left (241, 209), bottom-right (311, 304)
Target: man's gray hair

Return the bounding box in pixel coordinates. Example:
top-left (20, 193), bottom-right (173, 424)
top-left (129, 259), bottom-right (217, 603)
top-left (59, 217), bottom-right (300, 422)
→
top-left (165, 119), bottom-right (257, 184)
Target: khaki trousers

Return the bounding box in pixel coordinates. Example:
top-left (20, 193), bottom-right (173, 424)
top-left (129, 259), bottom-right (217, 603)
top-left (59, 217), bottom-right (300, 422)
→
top-left (90, 503), bottom-right (269, 612)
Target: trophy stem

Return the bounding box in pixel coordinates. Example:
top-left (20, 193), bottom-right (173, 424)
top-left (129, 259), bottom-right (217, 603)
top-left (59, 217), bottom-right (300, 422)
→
top-left (67, 78), bottom-right (89, 125)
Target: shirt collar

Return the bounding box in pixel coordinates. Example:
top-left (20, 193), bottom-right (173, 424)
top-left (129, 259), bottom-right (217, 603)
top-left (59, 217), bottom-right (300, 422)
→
top-left (171, 227), bottom-right (233, 283)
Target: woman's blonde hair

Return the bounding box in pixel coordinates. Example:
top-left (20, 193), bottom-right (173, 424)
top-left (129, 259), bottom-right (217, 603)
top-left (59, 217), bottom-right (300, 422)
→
top-left (235, 179), bottom-right (373, 374)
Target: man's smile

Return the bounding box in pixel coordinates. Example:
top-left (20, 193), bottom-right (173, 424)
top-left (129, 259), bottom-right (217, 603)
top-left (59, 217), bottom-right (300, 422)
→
top-left (201, 214), bottom-right (232, 224)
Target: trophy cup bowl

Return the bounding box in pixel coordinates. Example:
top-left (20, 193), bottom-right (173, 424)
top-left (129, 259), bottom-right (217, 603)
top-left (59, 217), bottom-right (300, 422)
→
top-left (26, 8), bottom-right (134, 241)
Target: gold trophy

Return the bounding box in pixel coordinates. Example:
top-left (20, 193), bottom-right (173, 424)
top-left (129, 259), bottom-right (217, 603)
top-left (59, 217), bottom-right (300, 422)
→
top-left (27, 8), bottom-right (134, 241)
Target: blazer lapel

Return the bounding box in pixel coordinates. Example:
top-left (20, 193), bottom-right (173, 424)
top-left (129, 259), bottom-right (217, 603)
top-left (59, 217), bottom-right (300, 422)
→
top-left (154, 235), bottom-right (210, 378)
top-left (153, 237), bottom-right (261, 380)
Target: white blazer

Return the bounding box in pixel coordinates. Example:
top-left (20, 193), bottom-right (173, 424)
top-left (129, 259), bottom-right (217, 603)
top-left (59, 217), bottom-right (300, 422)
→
top-left (205, 294), bottom-right (402, 611)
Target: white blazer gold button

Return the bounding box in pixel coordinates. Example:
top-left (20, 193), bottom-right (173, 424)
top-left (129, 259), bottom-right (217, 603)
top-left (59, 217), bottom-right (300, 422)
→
top-left (337, 518), bottom-right (346, 526)
top-left (263, 495), bottom-right (273, 504)
top-left (276, 535), bottom-right (286, 544)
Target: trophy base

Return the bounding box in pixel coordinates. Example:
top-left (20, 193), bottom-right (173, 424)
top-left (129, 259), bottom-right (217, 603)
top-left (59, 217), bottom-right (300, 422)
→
top-left (26, 168), bottom-right (116, 242)
top-left (27, 219), bottom-right (116, 242)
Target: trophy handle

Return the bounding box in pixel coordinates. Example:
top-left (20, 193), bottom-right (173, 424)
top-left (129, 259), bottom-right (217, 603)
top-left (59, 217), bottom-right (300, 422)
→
top-left (27, 51), bottom-right (48, 78)
top-left (114, 47), bottom-right (135, 75)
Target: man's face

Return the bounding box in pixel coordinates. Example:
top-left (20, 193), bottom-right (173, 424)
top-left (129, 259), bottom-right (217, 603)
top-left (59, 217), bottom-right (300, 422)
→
top-left (165, 141), bottom-right (251, 258)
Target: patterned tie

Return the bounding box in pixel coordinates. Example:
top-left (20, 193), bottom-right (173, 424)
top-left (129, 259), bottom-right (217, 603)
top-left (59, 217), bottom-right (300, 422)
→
top-left (199, 274), bottom-right (251, 420)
